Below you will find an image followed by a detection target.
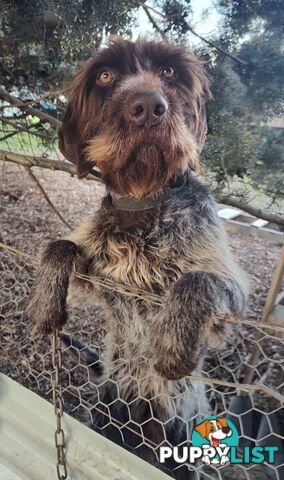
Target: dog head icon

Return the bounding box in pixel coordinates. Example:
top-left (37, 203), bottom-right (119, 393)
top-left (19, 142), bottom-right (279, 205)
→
top-left (194, 417), bottom-right (232, 448)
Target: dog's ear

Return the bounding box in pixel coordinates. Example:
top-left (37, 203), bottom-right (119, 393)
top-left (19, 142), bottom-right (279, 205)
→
top-left (58, 105), bottom-right (95, 179)
top-left (58, 104), bottom-right (79, 165)
top-left (217, 417), bottom-right (228, 429)
top-left (194, 420), bottom-right (210, 438)
top-left (58, 59), bottom-right (98, 178)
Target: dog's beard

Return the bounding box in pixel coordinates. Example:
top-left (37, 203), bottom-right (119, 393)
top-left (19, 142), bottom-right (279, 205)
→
top-left (85, 116), bottom-right (202, 196)
top-left (106, 142), bottom-right (170, 197)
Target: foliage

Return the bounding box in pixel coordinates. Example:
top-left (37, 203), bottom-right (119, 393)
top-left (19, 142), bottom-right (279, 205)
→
top-left (219, 0), bottom-right (284, 117)
top-left (219, 0), bottom-right (284, 39)
top-left (0, 0), bottom-right (138, 88)
top-left (157, 0), bottom-right (193, 37)
top-left (236, 37), bottom-right (284, 117)
top-left (0, 0), bottom-right (283, 202)
top-left (202, 0), bottom-right (284, 201)
top-left (249, 127), bottom-right (284, 202)
top-left (202, 61), bottom-right (259, 185)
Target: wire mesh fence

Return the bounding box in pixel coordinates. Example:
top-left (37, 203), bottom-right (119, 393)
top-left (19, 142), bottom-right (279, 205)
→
top-left (0, 87), bottom-right (61, 152)
top-left (0, 90), bottom-right (284, 480)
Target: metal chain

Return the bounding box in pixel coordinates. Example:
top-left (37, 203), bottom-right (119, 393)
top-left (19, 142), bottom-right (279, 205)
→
top-left (52, 329), bottom-right (68, 480)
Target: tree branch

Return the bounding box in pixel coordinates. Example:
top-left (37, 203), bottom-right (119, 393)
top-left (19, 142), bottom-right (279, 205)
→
top-left (0, 150), bottom-right (102, 182)
top-left (186, 26), bottom-right (248, 66)
top-left (24, 167), bottom-right (72, 230)
top-left (0, 87), bottom-right (61, 128)
top-left (142, 5), bottom-right (166, 39)
top-left (0, 90), bottom-right (63, 110)
top-left (218, 193), bottom-right (284, 227)
top-left (1, 149), bottom-right (283, 227)
top-left (140, 2), bottom-right (248, 66)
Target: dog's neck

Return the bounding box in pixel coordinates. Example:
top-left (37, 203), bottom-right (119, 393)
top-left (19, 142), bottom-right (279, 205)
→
top-left (108, 171), bottom-right (189, 212)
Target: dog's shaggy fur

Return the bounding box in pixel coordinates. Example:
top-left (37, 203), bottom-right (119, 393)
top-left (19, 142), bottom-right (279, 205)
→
top-left (27, 38), bottom-right (248, 478)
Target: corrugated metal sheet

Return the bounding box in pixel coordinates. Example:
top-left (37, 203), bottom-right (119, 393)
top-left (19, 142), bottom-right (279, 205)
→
top-left (0, 373), bottom-right (170, 480)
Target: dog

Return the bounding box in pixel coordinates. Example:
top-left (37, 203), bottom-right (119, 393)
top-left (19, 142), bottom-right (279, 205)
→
top-left (194, 417), bottom-right (232, 465)
top-left (27, 37), bottom-right (248, 478)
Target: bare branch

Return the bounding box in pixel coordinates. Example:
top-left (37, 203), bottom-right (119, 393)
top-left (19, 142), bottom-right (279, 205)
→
top-left (0, 90), bottom-right (63, 110)
top-left (188, 374), bottom-right (284, 404)
top-left (140, 2), bottom-right (248, 66)
top-left (24, 167), bottom-right (72, 230)
top-left (185, 25), bottom-right (248, 65)
top-left (218, 193), bottom-right (284, 227)
top-left (2, 150), bottom-right (283, 226)
top-left (142, 5), bottom-right (166, 39)
top-left (0, 87), bottom-right (61, 128)
top-left (0, 150), bottom-right (102, 182)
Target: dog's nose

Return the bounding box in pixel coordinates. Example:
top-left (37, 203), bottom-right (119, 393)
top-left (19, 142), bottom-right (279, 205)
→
top-left (127, 92), bottom-right (168, 127)
top-left (222, 427), bottom-right (231, 434)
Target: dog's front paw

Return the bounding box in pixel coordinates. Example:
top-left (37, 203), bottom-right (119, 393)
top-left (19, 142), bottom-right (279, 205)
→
top-left (207, 313), bottom-right (231, 348)
top-left (154, 355), bottom-right (198, 380)
top-left (150, 315), bottom-right (200, 380)
top-left (27, 288), bottom-right (68, 335)
top-left (201, 456), bottom-right (210, 465)
top-left (151, 339), bottom-right (199, 380)
top-left (27, 240), bottom-right (78, 335)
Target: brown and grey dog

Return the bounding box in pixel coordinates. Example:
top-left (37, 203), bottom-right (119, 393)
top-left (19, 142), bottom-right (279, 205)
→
top-left (27, 38), bottom-right (248, 477)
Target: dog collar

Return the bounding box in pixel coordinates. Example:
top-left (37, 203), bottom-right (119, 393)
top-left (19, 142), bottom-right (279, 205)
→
top-left (109, 171), bottom-right (189, 211)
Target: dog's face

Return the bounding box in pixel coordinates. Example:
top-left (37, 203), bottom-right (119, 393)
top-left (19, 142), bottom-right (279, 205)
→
top-left (194, 418), bottom-right (232, 447)
top-left (59, 37), bottom-right (211, 197)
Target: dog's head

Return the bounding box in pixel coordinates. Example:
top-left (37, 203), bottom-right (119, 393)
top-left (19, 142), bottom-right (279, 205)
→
top-left (194, 418), bottom-right (232, 447)
top-left (59, 37), bottom-right (211, 197)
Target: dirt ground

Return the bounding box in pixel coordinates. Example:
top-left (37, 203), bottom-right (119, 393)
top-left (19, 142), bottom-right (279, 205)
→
top-left (1, 162), bottom-right (283, 480)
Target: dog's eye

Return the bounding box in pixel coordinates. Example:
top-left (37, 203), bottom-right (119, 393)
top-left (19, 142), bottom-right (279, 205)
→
top-left (97, 70), bottom-right (115, 85)
top-left (161, 66), bottom-right (176, 79)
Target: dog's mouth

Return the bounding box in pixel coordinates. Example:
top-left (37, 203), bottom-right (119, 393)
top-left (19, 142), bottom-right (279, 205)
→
top-left (86, 122), bottom-right (189, 180)
top-left (86, 125), bottom-right (193, 196)
top-left (111, 127), bottom-right (172, 172)
top-left (211, 436), bottom-right (220, 448)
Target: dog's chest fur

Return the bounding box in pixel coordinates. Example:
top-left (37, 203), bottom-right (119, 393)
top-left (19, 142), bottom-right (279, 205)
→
top-left (88, 207), bottom-right (186, 293)
top-left (74, 175), bottom-right (226, 298)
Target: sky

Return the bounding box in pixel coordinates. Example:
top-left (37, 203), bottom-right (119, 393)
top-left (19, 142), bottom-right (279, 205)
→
top-left (133, 0), bottom-right (222, 45)
top-left (190, 0), bottom-right (221, 38)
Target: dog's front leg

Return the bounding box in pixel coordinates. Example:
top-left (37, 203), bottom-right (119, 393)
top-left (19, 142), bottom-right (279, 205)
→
top-left (150, 271), bottom-right (245, 380)
top-left (27, 240), bottom-right (80, 335)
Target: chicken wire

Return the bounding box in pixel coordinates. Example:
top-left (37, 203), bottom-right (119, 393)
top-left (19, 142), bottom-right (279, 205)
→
top-left (0, 241), bottom-right (284, 480)
top-left (0, 93), bottom-right (284, 480)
